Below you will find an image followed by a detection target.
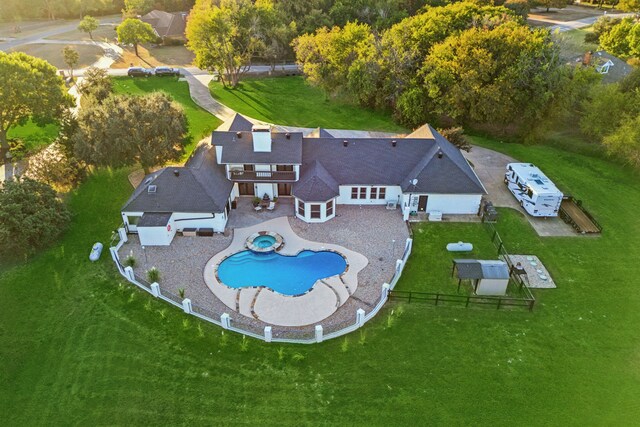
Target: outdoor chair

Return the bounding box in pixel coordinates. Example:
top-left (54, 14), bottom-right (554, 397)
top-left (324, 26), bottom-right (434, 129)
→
top-left (267, 202), bottom-right (276, 211)
top-left (254, 205), bottom-right (262, 212)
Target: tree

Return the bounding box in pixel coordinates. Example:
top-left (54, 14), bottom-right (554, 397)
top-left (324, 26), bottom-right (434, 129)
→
top-left (73, 93), bottom-right (188, 174)
top-left (0, 178), bottom-right (71, 261)
top-left (584, 16), bottom-right (621, 44)
top-left (255, 0), bottom-right (297, 72)
top-left (62, 45), bottom-right (79, 78)
top-left (602, 114), bottom-right (640, 168)
top-left (123, 0), bottom-right (153, 17)
top-left (437, 127), bottom-right (472, 152)
top-left (599, 18), bottom-right (634, 57)
top-left (186, 0), bottom-right (264, 88)
top-left (629, 23), bottom-right (640, 57)
top-left (78, 15), bottom-right (99, 40)
top-left (580, 84), bottom-right (632, 139)
top-left (117, 18), bottom-right (156, 57)
top-left (504, 0), bottom-right (531, 19)
top-left (617, 0), bottom-right (640, 13)
top-left (0, 52), bottom-right (73, 159)
top-left (77, 66), bottom-right (113, 105)
top-left (535, 0), bottom-right (569, 12)
top-left (23, 142), bottom-right (85, 191)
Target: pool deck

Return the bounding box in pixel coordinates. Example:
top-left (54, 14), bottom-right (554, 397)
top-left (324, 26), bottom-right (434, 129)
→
top-left (204, 217), bottom-right (369, 327)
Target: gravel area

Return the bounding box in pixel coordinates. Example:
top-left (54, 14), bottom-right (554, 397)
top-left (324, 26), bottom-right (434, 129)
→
top-left (509, 254), bottom-right (557, 289)
top-left (117, 204), bottom-right (410, 339)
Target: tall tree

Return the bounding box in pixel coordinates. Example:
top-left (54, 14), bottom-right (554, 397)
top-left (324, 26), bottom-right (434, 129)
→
top-left (0, 52), bottom-right (73, 158)
top-left (117, 18), bottom-right (156, 56)
top-left (62, 45), bottom-right (79, 78)
top-left (73, 93), bottom-right (187, 174)
top-left (186, 0), bottom-right (264, 87)
top-left (77, 67), bottom-right (113, 107)
top-left (603, 114), bottom-right (640, 168)
top-left (123, 0), bottom-right (153, 17)
top-left (0, 177), bottom-right (71, 261)
top-left (599, 18), bottom-right (634, 57)
top-left (78, 15), bottom-right (99, 40)
top-left (535, 0), bottom-right (568, 13)
top-left (617, 0), bottom-right (640, 13)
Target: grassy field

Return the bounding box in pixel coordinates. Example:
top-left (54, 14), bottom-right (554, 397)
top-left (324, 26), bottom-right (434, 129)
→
top-left (554, 26), bottom-right (599, 60)
top-left (209, 76), bottom-right (407, 132)
top-left (9, 43), bottom-right (104, 69)
top-left (1, 137), bottom-right (639, 424)
top-left (44, 25), bottom-right (117, 42)
top-left (111, 45), bottom-right (195, 69)
top-left (112, 76), bottom-right (221, 158)
top-left (7, 119), bottom-right (59, 154)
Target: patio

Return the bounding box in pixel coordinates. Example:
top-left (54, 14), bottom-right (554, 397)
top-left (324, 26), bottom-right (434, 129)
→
top-left (227, 196), bottom-right (294, 229)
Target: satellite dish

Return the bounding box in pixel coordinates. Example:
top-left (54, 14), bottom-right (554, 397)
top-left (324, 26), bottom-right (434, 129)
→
top-left (411, 179), bottom-right (418, 186)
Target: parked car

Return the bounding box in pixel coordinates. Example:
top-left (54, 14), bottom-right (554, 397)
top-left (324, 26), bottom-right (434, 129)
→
top-left (127, 67), bottom-right (152, 77)
top-left (154, 66), bottom-right (180, 77)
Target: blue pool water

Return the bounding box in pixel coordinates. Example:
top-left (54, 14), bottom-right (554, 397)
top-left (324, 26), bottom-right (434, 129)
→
top-left (253, 235), bottom-right (276, 248)
top-left (217, 250), bottom-right (347, 296)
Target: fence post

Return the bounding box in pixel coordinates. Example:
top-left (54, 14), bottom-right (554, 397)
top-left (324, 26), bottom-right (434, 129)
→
top-left (435, 293), bottom-right (439, 306)
top-left (395, 259), bottom-right (403, 274)
top-left (151, 282), bottom-right (161, 297)
top-left (182, 298), bottom-right (192, 314)
top-left (381, 283), bottom-right (390, 303)
top-left (118, 227), bottom-right (128, 243)
top-left (221, 313), bottom-right (230, 329)
top-left (124, 266), bottom-right (135, 282)
top-left (497, 298), bottom-right (502, 310)
top-left (405, 238), bottom-right (412, 255)
top-left (315, 325), bottom-right (323, 343)
top-left (264, 326), bottom-right (272, 343)
top-left (356, 308), bottom-right (366, 327)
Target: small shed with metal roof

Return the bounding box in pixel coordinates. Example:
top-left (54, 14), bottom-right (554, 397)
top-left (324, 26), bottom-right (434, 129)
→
top-left (452, 259), bottom-right (510, 296)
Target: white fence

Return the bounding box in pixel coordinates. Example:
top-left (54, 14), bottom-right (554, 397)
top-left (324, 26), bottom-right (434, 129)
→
top-left (110, 228), bottom-right (413, 344)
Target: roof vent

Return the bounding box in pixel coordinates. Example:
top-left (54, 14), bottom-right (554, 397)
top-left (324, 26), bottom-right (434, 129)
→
top-left (392, 140), bottom-right (397, 147)
top-left (437, 147), bottom-right (443, 159)
top-left (343, 140), bottom-right (348, 147)
top-left (147, 185), bottom-right (157, 193)
top-left (236, 131), bottom-right (242, 138)
top-left (285, 132), bottom-right (291, 140)
top-left (173, 169), bottom-right (179, 177)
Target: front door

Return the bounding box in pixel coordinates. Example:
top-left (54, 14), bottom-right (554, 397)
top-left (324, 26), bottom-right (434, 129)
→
top-left (418, 195), bottom-right (428, 212)
top-left (238, 183), bottom-right (255, 196)
top-left (278, 183), bottom-right (292, 196)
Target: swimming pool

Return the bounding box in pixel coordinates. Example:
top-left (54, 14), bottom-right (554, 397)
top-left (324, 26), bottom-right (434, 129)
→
top-left (217, 250), bottom-right (347, 296)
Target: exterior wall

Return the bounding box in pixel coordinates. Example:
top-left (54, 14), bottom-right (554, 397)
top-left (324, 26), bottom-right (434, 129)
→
top-left (138, 217), bottom-right (176, 246)
top-left (122, 211), bottom-right (144, 232)
top-left (230, 183), bottom-right (240, 199)
top-left (336, 185), bottom-right (402, 205)
top-left (294, 197), bottom-right (336, 223)
top-left (476, 278), bottom-right (509, 296)
top-left (402, 193), bottom-right (481, 215)
top-left (172, 212), bottom-right (227, 232)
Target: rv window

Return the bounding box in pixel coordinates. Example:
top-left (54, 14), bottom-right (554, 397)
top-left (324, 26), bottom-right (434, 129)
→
top-left (527, 187), bottom-right (534, 198)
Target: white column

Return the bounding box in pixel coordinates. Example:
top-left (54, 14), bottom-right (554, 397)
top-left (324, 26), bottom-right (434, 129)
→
top-left (118, 227), bottom-right (128, 243)
top-left (221, 313), bottom-right (231, 329)
top-left (264, 326), bottom-right (272, 343)
top-left (403, 206), bottom-right (410, 221)
top-left (381, 283), bottom-right (390, 302)
top-left (356, 308), bottom-right (366, 327)
top-left (395, 259), bottom-right (403, 273)
top-left (405, 238), bottom-right (412, 255)
top-left (124, 266), bottom-right (135, 282)
top-left (315, 325), bottom-right (323, 343)
top-left (182, 298), bottom-right (192, 314)
top-left (151, 282), bottom-right (160, 297)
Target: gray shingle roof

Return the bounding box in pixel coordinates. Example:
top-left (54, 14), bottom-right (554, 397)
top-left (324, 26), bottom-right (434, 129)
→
top-left (216, 113), bottom-right (255, 132)
top-left (121, 147), bottom-right (232, 213)
top-left (454, 259), bottom-right (509, 280)
top-left (292, 160), bottom-right (339, 202)
top-left (140, 10), bottom-right (187, 38)
top-left (138, 212), bottom-right (172, 227)
top-left (212, 131), bottom-right (303, 164)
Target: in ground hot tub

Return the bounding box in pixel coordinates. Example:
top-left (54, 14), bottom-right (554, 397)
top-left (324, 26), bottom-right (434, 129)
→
top-left (246, 231), bottom-right (284, 253)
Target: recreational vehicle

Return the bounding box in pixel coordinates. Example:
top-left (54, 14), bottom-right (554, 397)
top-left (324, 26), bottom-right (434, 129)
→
top-left (505, 163), bottom-right (563, 217)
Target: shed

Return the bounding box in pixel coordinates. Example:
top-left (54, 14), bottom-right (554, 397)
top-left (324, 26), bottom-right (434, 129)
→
top-left (137, 212), bottom-right (175, 246)
top-left (452, 259), bottom-right (510, 296)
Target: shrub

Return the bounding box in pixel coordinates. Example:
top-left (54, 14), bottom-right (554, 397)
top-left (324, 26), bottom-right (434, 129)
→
top-left (437, 127), bottom-right (472, 152)
top-left (23, 143), bottom-right (86, 192)
top-left (147, 267), bottom-right (160, 282)
top-left (124, 254), bottom-right (137, 267)
top-left (0, 178), bottom-right (71, 262)
top-left (178, 288), bottom-right (185, 299)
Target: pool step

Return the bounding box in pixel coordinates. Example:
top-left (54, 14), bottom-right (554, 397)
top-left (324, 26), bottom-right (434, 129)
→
top-left (321, 276), bottom-right (350, 307)
top-left (250, 287), bottom-right (263, 320)
top-left (238, 287), bottom-right (260, 319)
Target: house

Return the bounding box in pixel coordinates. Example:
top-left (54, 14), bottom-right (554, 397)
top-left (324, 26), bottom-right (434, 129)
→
top-left (140, 10), bottom-right (188, 41)
top-left (574, 50), bottom-right (632, 84)
top-left (121, 114), bottom-right (486, 246)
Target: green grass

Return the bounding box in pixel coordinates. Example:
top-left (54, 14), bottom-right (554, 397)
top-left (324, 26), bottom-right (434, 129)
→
top-left (554, 26), bottom-right (599, 60)
top-left (7, 119), bottom-right (59, 154)
top-left (112, 76), bottom-right (222, 159)
top-left (209, 76), bottom-right (407, 132)
top-left (2, 130), bottom-right (640, 422)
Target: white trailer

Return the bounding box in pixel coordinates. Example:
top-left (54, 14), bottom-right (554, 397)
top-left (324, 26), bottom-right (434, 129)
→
top-left (505, 163), bottom-right (563, 217)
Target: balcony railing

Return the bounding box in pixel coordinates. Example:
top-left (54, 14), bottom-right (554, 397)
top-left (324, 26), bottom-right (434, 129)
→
top-left (229, 170), bottom-right (296, 182)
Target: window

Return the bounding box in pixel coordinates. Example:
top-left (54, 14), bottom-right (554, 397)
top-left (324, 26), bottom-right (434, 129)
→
top-left (276, 165), bottom-right (293, 171)
top-left (326, 200), bottom-right (334, 216)
top-left (359, 187), bottom-right (367, 199)
top-left (297, 200), bottom-right (305, 216)
top-left (243, 164), bottom-right (254, 171)
top-left (127, 215), bottom-right (140, 225)
top-left (351, 187), bottom-right (358, 199)
top-left (311, 204), bottom-right (321, 219)
top-left (378, 187), bottom-right (386, 200)
top-left (371, 187), bottom-right (378, 199)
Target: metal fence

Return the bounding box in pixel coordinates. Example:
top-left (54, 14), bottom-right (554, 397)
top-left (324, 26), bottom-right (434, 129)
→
top-left (109, 228), bottom-right (413, 344)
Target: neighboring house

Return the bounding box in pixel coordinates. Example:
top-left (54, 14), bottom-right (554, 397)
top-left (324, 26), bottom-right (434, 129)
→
top-left (122, 114), bottom-right (486, 246)
top-left (140, 10), bottom-right (188, 41)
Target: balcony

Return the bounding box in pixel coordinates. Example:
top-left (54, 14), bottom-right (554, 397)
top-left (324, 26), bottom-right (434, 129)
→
top-left (229, 169), bottom-right (296, 182)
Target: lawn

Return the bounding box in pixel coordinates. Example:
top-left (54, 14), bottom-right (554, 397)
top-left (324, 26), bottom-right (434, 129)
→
top-left (110, 45), bottom-right (195, 69)
top-left (9, 43), bottom-right (104, 69)
top-left (112, 76), bottom-right (221, 158)
top-left (554, 26), bottom-right (599, 60)
top-left (7, 119), bottom-right (59, 155)
top-left (209, 76), bottom-right (407, 132)
top-left (44, 25), bottom-right (117, 42)
top-left (2, 121), bottom-right (640, 422)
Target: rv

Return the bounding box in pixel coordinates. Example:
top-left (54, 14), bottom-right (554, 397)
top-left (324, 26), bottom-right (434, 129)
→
top-left (505, 163), bottom-right (563, 217)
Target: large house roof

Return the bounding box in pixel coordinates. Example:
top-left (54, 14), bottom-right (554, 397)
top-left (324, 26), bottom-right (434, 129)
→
top-left (212, 131), bottom-right (304, 165)
top-left (122, 147), bottom-right (232, 213)
top-left (292, 160), bottom-right (339, 202)
top-left (140, 10), bottom-right (187, 38)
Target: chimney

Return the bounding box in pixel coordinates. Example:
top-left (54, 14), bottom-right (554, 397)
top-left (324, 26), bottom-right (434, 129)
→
top-left (173, 169), bottom-right (179, 177)
top-left (236, 131), bottom-right (242, 138)
top-left (251, 125), bottom-right (272, 152)
top-left (285, 132), bottom-right (291, 140)
top-left (343, 140), bottom-right (348, 147)
top-left (392, 140), bottom-right (397, 147)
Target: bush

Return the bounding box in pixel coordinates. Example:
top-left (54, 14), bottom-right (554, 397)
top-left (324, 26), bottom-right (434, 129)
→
top-left (0, 178), bottom-right (71, 261)
top-left (124, 254), bottom-right (137, 267)
top-left (437, 127), bottom-right (472, 152)
top-left (23, 143), bottom-right (86, 192)
top-left (162, 37), bottom-right (185, 46)
top-left (147, 267), bottom-right (160, 282)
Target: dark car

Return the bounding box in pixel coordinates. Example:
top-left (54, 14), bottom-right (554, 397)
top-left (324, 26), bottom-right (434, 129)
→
top-left (127, 67), bottom-right (152, 77)
top-left (154, 66), bottom-right (180, 77)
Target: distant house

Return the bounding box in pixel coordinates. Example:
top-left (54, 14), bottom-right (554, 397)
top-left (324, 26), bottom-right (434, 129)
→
top-left (574, 51), bottom-right (632, 84)
top-left (140, 10), bottom-right (188, 41)
top-left (121, 114), bottom-right (487, 246)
